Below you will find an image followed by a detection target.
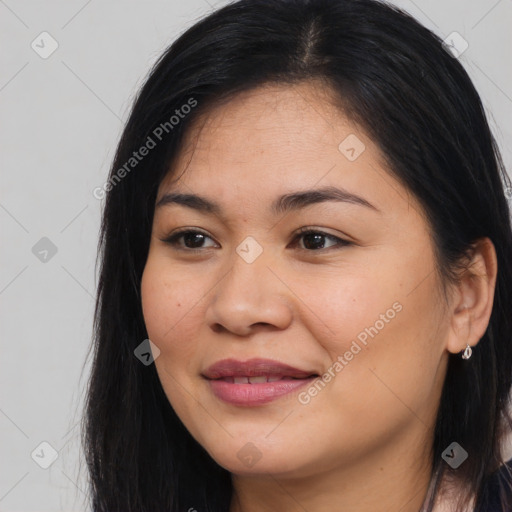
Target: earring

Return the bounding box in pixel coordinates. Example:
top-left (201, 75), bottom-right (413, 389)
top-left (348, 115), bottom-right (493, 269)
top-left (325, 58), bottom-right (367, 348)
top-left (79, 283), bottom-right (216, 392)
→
top-left (461, 305), bottom-right (472, 360)
top-left (462, 344), bottom-right (472, 360)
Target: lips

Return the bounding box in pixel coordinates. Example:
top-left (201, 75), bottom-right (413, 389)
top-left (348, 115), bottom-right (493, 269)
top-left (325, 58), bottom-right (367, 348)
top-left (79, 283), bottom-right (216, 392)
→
top-left (202, 358), bottom-right (319, 406)
top-left (202, 358), bottom-right (317, 380)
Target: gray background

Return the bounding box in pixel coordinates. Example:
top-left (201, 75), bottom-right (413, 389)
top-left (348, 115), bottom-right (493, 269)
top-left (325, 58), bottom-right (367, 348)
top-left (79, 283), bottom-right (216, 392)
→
top-left (1, 0), bottom-right (511, 510)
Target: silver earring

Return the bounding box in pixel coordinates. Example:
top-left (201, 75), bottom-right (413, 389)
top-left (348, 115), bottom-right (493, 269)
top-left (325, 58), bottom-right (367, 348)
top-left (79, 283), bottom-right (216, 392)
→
top-left (462, 344), bottom-right (472, 360)
top-left (461, 305), bottom-right (472, 359)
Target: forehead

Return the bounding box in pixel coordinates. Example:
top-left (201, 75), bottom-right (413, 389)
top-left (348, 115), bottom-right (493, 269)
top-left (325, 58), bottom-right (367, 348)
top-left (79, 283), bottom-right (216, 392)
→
top-left (156, 82), bottom-right (417, 221)
top-left (181, 84), bottom-right (360, 159)
top-left (166, 85), bottom-right (362, 173)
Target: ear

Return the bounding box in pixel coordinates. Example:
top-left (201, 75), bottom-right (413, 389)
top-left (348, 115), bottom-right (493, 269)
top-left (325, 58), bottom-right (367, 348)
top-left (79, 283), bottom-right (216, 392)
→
top-left (446, 237), bottom-right (498, 356)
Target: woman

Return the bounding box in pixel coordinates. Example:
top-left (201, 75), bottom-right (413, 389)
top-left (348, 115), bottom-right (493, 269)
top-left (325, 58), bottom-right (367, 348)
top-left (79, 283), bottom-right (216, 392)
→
top-left (83, 0), bottom-right (512, 510)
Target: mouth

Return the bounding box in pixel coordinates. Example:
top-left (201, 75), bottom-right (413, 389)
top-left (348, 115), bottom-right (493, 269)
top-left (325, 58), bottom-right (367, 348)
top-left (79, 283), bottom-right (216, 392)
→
top-left (202, 357), bottom-right (318, 379)
top-left (202, 358), bottom-right (319, 406)
top-left (212, 375), bottom-right (317, 384)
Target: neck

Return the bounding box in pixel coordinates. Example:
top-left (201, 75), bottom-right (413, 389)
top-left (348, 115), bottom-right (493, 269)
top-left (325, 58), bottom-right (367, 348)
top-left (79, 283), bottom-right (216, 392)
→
top-left (229, 430), bottom-right (434, 512)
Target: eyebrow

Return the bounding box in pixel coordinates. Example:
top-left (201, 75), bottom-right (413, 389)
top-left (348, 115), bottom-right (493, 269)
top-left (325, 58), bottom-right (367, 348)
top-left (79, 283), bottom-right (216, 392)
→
top-left (155, 185), bottom-right (380, 216)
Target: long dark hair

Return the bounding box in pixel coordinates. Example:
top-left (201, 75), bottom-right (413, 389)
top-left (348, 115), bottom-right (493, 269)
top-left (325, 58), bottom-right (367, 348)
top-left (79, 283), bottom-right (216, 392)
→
top-left (82, 0), bottom-right (512, 510)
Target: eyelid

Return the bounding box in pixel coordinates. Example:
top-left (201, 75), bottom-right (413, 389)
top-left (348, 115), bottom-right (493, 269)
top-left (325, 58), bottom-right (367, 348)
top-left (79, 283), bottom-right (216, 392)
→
top-left (160, 226), bottom-right (352, 252)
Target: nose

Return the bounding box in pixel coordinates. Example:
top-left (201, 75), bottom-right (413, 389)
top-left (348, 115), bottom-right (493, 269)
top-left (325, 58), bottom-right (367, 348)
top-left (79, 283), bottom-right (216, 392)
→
top-left (204, 248), bottom-right (293, 337)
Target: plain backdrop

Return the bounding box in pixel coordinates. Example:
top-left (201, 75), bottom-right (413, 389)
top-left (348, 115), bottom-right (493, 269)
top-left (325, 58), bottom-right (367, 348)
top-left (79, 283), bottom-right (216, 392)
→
top-left (1, 0), bottom-right (511, 510)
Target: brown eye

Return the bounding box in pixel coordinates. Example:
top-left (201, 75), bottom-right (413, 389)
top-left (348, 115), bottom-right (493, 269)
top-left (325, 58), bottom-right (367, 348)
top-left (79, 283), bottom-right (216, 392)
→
top-left (161, 229), bottom-right (218, 251)
top-left (290, 229), bottom-right (350, 251)
top-left (180, 232), bottom-right (207, 248)
top-left (161, 228), bottom-right (350, 253)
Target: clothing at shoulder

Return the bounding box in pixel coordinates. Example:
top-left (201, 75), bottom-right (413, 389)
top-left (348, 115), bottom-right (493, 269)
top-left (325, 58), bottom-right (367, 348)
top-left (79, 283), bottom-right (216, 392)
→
top-left (477, 458), bottom-right (512, 512)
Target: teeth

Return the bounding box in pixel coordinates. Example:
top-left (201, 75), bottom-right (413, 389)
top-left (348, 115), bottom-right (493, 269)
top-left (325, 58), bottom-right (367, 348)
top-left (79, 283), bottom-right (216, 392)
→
top-left (228, 375), bottom-right (285, 384)
top-left (248, 376), bottom-right (268, 384)
top-left (221, 375), bottom-right (312, 384)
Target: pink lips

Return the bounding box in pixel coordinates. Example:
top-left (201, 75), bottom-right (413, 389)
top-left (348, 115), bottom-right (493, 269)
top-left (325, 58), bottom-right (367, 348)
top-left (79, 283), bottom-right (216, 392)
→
top-left (202, 358), bottom-right (318, 406)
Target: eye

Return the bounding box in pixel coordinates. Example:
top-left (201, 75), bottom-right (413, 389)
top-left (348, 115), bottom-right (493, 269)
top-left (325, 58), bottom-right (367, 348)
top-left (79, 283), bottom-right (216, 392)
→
top-left (161, 229), bottom-right (218, 252)
top-left (289, 228), bottom-right (350, 251)
top-left (160, 227), bottom-right (351, 253)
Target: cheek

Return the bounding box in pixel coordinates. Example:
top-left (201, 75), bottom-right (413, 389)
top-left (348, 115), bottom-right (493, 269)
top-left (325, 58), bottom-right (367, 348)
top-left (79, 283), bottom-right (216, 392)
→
top-left (304, 258), bottom-right (445, 408)
top-left (140, 257), bottom-right (207, 425)
top-left (140, 256), bottom-right (205, 362)
top-left (294, 267), bottom-right (400, 359)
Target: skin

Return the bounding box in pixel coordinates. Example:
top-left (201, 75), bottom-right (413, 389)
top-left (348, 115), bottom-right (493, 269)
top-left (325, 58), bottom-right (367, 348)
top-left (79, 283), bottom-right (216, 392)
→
top-left (140, 82), bottom-right (497, 512)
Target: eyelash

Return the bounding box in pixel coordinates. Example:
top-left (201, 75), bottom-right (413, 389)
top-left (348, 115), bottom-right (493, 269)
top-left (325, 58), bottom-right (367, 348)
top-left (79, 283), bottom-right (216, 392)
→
top-left (160, 227), bottom-right (351, 253)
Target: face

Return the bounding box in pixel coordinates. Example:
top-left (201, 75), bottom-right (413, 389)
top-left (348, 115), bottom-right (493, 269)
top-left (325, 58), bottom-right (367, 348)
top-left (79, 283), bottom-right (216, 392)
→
top-left (140, 82), bottom-right (451, 478)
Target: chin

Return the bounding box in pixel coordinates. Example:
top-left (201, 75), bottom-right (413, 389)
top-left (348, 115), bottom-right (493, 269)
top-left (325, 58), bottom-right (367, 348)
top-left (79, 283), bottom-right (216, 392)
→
top-left (205, 442), bottom-right (310, 477)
